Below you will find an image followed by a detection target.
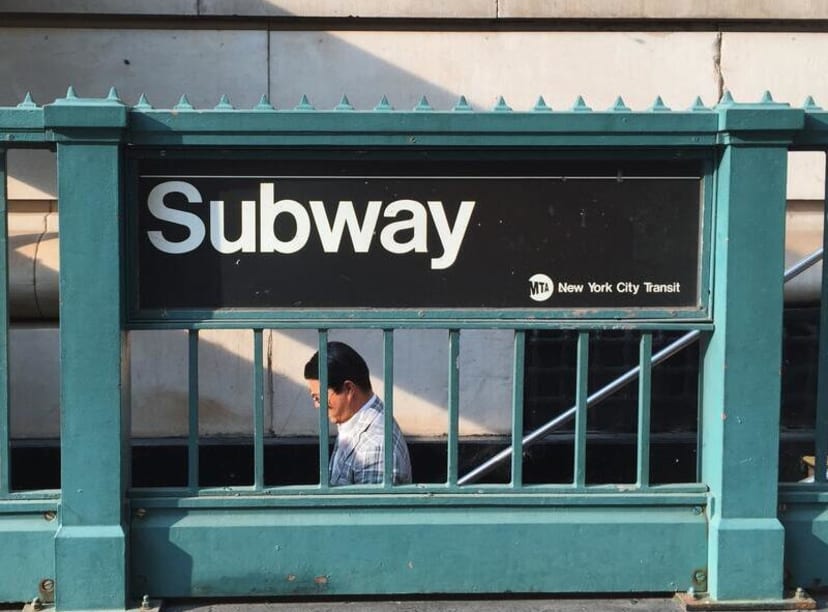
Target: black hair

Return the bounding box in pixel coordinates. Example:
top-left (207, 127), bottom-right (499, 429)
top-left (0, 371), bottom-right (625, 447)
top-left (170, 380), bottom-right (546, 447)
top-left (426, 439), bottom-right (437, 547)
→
top-left (304, 341), bottom-right (372, 393)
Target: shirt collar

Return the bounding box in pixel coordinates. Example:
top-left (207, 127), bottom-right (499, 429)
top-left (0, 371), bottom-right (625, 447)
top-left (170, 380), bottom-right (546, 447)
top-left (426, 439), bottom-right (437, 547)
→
top-left (337, 393), bottom-right (380, 438)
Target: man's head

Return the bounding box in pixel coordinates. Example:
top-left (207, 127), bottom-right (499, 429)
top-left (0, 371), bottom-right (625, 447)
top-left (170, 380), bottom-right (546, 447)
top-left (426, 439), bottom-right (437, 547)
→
top-left (304, 341), bottom-right (373, 424)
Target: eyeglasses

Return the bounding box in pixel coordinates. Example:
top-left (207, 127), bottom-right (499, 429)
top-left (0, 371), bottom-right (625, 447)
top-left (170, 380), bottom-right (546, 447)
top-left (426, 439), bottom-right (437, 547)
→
top-left (310, 387), bottom-right (336, 406)
top-left (310, 382), bottom-right (352, 406)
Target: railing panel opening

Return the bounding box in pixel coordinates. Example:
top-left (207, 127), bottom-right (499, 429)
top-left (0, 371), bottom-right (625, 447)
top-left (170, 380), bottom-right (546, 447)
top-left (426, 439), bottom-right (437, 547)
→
top-left (195, 328), bottom-right (255, 488)
top-left (779, 306), bottom-right (823, 483)
top-left (455, 329), bottom-right (515, 486)
top-left (3, 148), bottom-right (61, 494)
top-left (813, 153), bottom-right (828, 486)
top-left (775, 151), bottom-right (827, 485)
top-left (0, 148), bottom-right (8, 496)
top-left (522, 329), bottom-right (701, 486)
top-left (130, 329), bottom-right (189, 488)
top-left (126, 328), bottom-right (716, 493)
top-left (390, 328), bottom-right (449, 486)
top-left (127, 324), bottom-right (717, 493)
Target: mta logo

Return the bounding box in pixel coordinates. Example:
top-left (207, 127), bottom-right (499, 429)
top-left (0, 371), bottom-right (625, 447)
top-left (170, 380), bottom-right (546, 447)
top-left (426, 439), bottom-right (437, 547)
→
top-left (529, 273), bottom-right (554, 302)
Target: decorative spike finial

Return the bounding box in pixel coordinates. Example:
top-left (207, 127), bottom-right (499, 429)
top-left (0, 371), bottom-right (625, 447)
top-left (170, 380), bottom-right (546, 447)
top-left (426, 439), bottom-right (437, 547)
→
top-left (335, 95), bottom-right (354, 111)
top-left (174, 94), bottom-right (194, 110)
top-left (17, 92), bottom-right (37, 109)
top-left (533, 96), bottom-right (551, 112)
top-left (254, 94), bottom-right (274, 111)
top-left (649, 96), bottom-right (670, 112)
top-left (453, 96), bottom-right (473, 112)
top-left (295, 95), bottom-right (315, 111)
top-left (718, 90), bottom-right (735, 106)
top-left (803, 95), bottom-right (822, 111)
top-left (760, 90), bottom-right (774, 104)
top-left (134, 93), bottom-right (153, 110)
top-left (611, 96), bottom-right (630, 112)
top-left (414, 96), bottom-right (433, 111)
top-left (689, 96), bottom-right (708, 111)
top-left (493, 96), bottom-right (512, 112)
top-left (571, 96), bottom-right (592, 112)
top-left (214, 94), bottom-right (234, 110)
top-left (106, 87), bottom-right (122, 102)
top-left (374, 95), bottom-right (394, 111)
top-left (65, 86), bottom-right (78, 99)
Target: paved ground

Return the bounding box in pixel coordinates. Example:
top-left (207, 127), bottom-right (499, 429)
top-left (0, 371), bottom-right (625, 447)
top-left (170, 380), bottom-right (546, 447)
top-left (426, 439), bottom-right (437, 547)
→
top-left (4, 594), bottom-right (827, 612)
top-left (164, 598), bottom-right (677, 612)
top-left (159, 593), bottom-right (828, 612)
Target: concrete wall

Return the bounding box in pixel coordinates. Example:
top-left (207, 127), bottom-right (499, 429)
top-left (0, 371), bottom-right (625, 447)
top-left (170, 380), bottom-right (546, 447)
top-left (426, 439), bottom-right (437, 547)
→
top-left (2, 6), bottom-right (826, 438)
top-left (2, 1), bottom-right (828, 20)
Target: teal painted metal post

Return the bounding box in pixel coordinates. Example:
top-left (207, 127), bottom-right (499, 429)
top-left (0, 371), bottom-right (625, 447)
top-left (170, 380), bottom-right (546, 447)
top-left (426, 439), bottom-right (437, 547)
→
top-left (188, 330), bottom-right (199, 491)
top-left (510, 330), bottom-right (525, 487)
top-left (636, 333), bottom-right (652, 489)
top-left (702, 98), bottom-right (803, 601)
top-left (573, 333), bottom-right (589, 487)
top-left (44, 92), bottom-right (128, 611)
top-left (382, 329), bottom-right (394, 488)
top-left (253, 329), bottom-right (264, 490)
top-left (447, 330), bottom-right (460, 486)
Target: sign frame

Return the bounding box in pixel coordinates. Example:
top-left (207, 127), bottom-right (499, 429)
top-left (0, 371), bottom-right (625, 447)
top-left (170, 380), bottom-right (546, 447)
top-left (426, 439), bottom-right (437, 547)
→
top-left (124, 148), bottom-right (714, 328)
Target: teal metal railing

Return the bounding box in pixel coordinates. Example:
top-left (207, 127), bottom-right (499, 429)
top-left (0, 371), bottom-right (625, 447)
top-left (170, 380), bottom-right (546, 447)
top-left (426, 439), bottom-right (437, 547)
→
top-left (0, 89), bottom-right (815, 607)
top-left (187, 330), bottom-right (199, 492)
top-left (138, 323), bottom-right (706, 494)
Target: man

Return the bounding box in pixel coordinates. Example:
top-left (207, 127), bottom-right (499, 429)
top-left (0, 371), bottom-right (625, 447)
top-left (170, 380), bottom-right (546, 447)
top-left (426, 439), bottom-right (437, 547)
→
top-left (304, 341), bottom-right (412, 486)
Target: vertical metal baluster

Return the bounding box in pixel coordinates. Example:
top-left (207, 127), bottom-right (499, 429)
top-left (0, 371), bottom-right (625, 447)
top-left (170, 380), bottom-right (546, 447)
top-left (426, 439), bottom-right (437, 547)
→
top-left (253, 329), bottom-right (264, 491)
top-left (817, 160), bottom-right (828, 483)
top-left (318, 331), bottom-right (330, 489)
top-left (447, 330), bottom-right (460, 487)
top-left (0, 151), bottom-right (8, 496)
top-left (573, 332), bottom-right (589, 487)
top-left (511, 330), bottom-right (526, 488)
top-left (383, 329), bottom-right (394, 488)
top-left (696, 347), bottom-right (705, 484)
top-left (637, 333), bottom-right (653, 488)
top-left (188, 330), bottom-right (199, 492)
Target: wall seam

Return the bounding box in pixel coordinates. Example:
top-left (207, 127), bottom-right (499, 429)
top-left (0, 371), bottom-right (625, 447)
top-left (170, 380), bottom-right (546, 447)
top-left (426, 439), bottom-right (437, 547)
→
top-left (267, 21), bottom-right (271, 102)
top-left (266, 330), bottom-right (275, 435)
top-left (31, 205), bottom-right (52, 320)
top-left (714, 30), bottom-right (725, 102)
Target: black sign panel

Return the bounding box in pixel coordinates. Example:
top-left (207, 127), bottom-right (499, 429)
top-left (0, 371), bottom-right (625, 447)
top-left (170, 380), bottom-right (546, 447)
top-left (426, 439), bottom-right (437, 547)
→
top-left (133, 158), bottom-right (703, 310)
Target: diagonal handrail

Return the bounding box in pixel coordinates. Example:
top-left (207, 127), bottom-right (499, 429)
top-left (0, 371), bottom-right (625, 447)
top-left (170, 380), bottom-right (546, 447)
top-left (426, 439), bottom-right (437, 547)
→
top-left (458, 248), bottom-right (825, 485)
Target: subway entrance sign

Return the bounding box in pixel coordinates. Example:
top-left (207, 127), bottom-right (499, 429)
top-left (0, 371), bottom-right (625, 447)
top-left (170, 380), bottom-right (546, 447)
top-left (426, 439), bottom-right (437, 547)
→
top-left (131, 156), bottom-right (705, 314)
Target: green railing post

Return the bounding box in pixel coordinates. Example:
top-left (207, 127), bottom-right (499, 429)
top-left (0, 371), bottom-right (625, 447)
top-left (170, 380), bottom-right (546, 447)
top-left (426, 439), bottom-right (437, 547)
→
top-left (44, 89), bottom-right (128, 612)
top-left (702, 94), bottom-right (803, 601)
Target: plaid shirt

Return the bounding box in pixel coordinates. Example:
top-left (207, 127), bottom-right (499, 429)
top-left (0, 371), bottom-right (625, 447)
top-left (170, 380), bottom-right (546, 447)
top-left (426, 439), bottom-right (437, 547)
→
top-left (329, 394), bottom-right (412, 486)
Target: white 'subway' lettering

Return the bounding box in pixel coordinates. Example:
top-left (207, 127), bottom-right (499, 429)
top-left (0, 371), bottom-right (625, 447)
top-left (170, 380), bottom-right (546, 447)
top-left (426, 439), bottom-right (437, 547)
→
top-left (146, 181), bottom-right (476, 270)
